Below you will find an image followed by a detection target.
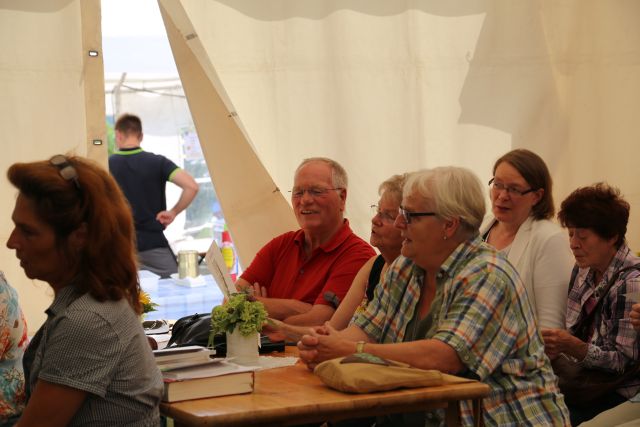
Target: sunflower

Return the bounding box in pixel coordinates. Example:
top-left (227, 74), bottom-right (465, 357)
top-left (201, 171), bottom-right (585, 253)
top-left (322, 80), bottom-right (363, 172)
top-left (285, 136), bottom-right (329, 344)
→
top-left (140, 291), bottom-right (158, 314)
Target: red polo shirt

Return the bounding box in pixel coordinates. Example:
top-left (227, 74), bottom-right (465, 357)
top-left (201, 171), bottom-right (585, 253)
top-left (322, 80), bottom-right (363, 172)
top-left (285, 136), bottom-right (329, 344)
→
top-left (240, 220), bottom-right (375, 306)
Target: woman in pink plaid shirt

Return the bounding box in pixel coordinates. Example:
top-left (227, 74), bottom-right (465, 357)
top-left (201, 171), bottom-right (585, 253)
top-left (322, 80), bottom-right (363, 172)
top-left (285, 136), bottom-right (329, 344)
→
top-left (542, 183), bottom-right (640, 426)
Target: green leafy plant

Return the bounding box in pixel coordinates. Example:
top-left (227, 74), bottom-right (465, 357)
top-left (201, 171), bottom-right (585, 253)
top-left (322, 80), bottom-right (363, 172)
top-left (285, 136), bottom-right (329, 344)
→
top-left (208, 292), bottom-right (268, 346)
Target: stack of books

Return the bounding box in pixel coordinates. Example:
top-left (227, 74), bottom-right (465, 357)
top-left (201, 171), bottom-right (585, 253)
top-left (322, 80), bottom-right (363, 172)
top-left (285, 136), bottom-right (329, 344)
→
top-left (153, 346), bottom-right (255, 402)
top-left (154, 345), bottom-right (216, 371)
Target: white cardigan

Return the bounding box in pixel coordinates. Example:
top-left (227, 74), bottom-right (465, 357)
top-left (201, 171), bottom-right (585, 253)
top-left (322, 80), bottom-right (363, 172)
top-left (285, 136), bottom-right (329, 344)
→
top-left (480, 216), bottom-right (574, 329)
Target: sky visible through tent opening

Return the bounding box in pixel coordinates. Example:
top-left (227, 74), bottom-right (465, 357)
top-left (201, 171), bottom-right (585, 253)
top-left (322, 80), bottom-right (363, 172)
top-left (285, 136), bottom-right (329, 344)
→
top-left (101, 0), bottom-right (177, 76)
top-left (101, 0), bottom-right (230, 321)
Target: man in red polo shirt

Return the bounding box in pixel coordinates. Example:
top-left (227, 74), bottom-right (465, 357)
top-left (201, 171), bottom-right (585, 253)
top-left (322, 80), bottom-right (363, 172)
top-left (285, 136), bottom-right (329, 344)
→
top-left (237, 157), bottom-right (375, 326)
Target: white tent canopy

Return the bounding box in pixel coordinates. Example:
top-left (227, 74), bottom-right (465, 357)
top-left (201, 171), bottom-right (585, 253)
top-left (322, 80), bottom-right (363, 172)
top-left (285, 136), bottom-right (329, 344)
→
top-left (0, 0), bottom-right (105, 328)
top-left (1, 0), bottom-right (640, 329)
top-left (159, 0), bottom-right (640, 250)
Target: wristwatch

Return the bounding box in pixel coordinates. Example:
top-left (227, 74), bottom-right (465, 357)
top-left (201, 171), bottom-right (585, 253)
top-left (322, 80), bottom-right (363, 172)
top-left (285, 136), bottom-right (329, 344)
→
top-left (355, 341), bottom-right (366, 354)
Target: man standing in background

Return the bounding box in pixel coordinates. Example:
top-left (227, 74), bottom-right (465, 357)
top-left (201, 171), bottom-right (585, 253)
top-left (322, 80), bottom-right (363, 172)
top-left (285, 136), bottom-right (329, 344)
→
top-left (110, 113), bottom-right (199, 277)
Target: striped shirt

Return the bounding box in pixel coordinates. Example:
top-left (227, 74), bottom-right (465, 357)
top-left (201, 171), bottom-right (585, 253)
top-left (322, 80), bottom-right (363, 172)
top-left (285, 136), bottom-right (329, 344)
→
top-left (23, 286), bottom-right (163, 426)
top-left (565, 243), bottom-right (640, 398)
top-left (353, 236), bottom-right (570, 426)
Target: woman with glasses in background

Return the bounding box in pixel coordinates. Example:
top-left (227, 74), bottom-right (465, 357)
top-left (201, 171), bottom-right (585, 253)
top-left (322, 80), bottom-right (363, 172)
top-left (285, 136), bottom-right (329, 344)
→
top-left (328, 173), bottom-right (407, 328)
top-left (270, 174), bottom-right (407, 339)
top-left (480, 149), bottom-right (574, 329)
top-left (6, 155), bottom-right (162, 426)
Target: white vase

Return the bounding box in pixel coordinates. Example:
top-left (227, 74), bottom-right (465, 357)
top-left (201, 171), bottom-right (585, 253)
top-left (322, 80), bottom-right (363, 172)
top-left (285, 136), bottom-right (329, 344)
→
top-left (226, 329), bottom-right (260, 366)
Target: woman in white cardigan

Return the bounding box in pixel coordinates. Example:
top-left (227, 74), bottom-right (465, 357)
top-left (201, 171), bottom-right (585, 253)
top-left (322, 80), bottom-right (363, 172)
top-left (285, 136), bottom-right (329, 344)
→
top-left (480, 149), bottom-right (574, 329)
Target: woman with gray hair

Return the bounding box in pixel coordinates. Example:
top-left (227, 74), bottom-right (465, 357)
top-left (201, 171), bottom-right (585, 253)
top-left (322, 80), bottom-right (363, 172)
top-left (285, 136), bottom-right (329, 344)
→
top-left (298, 167), bottom-right (569, 426)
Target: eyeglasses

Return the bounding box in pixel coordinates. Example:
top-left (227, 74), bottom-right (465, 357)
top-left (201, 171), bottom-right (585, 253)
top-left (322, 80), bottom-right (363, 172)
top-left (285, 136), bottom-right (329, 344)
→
top-left (370, 205), bottom-right (397, 223)
top-left (488, 178), bottom-right (534, 197)
top-left (289, 187), bottom-right (343, 198)
top-left (50, 154), bottom-right (81, 189)
top-left (398, 206), bottom-right (437, 224)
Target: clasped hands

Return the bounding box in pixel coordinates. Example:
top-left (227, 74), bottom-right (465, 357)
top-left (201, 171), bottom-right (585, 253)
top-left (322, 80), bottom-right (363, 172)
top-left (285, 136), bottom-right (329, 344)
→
top-left (236, 283), bottom-right (359, 365)
top-left (542, 303), bottom-right (640, 360)
top-left (297, 323), bottom-right (354, 370)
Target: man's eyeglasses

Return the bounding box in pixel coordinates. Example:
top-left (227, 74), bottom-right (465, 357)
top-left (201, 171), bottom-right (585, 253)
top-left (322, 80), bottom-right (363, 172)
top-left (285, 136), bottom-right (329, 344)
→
top-left (289, 187), bottom-right (342, 198)
top-left (488, 178), bottom-right (534, 197)
top-left (370, 205), bottom-right (397, 224)
top-left (50, 154), bottom-right (81, 190)
top-left (398, 206), bottom-right (437, 224)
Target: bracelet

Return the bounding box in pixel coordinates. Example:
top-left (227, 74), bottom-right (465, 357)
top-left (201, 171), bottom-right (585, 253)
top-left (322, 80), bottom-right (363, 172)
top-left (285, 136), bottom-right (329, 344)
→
top-left (355, 341), bottom-right (366, 354)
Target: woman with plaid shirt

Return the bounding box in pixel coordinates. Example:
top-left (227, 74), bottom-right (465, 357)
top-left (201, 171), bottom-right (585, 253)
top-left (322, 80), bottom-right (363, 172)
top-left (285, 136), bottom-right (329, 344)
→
top-left (299, 167), bottom-right (569, 426)
top-left (542, 183), bottom-right (640, 426)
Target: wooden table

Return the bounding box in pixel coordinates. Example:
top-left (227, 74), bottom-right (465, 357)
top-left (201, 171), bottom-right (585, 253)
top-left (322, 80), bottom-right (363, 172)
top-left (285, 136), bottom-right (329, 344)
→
top-left (161, 359), bottom-right (490, 427)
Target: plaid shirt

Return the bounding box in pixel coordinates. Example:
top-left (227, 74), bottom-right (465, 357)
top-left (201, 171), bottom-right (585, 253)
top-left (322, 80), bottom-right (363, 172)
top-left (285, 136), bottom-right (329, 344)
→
top-left (353, 236), bottom-right (569, 426)
top-left (565, 243), bottom-right (640, 398)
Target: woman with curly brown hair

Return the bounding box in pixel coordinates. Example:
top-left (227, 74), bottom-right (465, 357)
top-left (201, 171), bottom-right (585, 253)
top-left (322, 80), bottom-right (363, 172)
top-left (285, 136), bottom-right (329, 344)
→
top-left (6, 155), bottom-right (162, 426)
top-left (542, 183), bottom-right (640, 426)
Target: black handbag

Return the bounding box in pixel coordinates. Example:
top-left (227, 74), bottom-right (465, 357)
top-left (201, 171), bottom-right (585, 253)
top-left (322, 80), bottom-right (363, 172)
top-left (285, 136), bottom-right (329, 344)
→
top-left (552, 355), bottom-right (640, 406)
top-left (166, 313), bottom-right (212, 348)
top-left (166, 312), bottom-right (285, 355)
top-left (553, 264), bottom-right (640, 407)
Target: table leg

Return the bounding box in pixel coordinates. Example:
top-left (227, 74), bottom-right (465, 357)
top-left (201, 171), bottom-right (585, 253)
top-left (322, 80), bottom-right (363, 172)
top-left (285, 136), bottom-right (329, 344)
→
top-left (445, 402), bottom-right (461, 426)
top-left (472, 398), bottom-right (484, 427)
top-left (444, 398), bottom-right (484, 427)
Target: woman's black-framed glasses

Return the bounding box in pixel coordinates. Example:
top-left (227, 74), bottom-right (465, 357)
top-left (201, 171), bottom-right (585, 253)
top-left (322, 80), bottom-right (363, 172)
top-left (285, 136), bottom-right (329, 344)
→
top-left (398, 206), bottom-right (436, 224)
top-left (488, 178), bottom-right (534, 197)
top-left (50, 154), bottom-right (81, 190)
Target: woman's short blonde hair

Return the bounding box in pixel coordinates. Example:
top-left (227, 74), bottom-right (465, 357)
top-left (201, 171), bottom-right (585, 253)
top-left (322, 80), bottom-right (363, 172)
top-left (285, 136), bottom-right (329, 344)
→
top-left (378, 173), bottom-right (408, 205)
top-left (404, 167), bottom-right (485, 237)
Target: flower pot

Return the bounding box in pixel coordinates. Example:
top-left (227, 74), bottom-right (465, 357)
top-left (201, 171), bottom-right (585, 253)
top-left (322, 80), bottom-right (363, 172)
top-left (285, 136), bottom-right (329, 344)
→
top-left (226, 329), bottom-right (260, 366)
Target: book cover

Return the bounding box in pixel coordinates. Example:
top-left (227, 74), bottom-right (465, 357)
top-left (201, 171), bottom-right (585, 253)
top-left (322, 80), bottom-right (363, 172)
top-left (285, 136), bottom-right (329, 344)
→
top-left (154, 346), bottom-right (214, 363)
top-left (154, 345), bottom-right (211, 358)
top-left (163, 359), bottom-right (248, 380)
top-left (162, 364), bottom-right (255, 402)
top-left (158, 358), bottom-right (222, 372)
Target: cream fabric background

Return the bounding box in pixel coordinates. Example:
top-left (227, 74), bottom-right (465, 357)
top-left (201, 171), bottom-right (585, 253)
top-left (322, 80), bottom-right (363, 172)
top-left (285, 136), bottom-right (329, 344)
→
top-left (163, 0), bottom-right (640, 253)
top-left (1, 0), bottom-right (639, 330)
top-left (0, 0), bottom-right (106, 328)
top-left (160, 0), bottom-right (299, 265)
